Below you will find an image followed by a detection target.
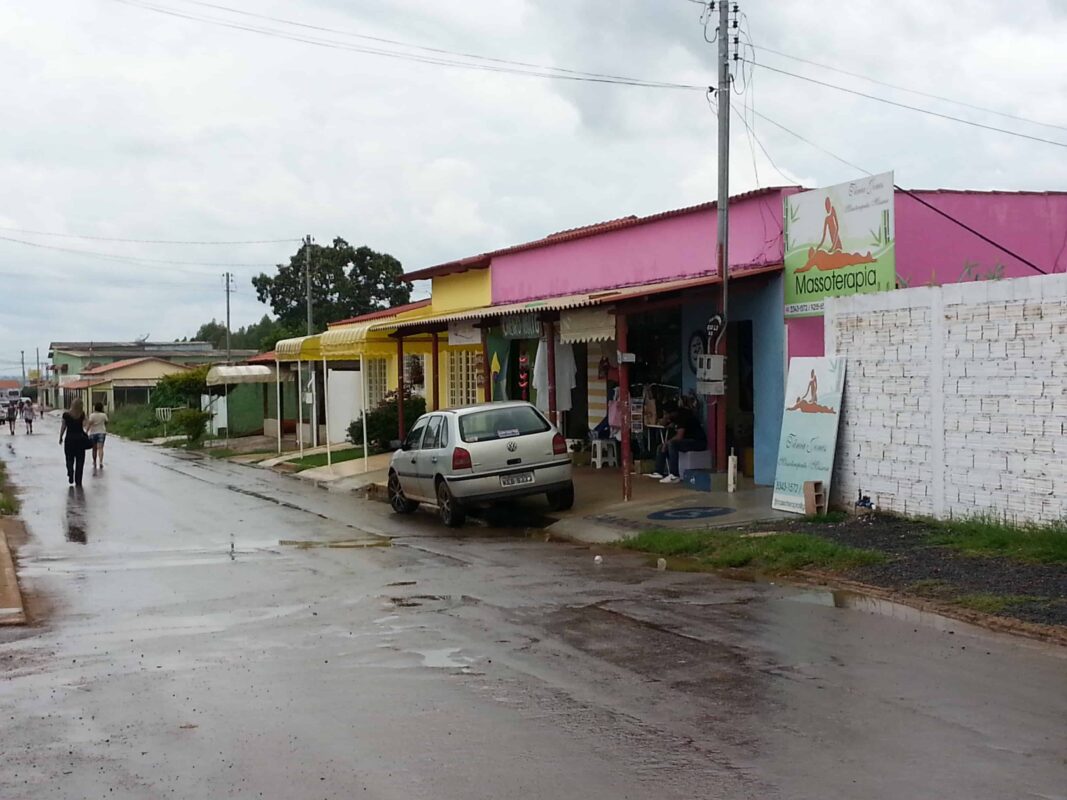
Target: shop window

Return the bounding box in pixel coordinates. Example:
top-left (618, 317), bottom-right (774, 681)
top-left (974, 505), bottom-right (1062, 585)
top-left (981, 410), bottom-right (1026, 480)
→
top-left (448, 350), bottom-right (479, 408)
top-left (364, 358), bottom-right (388, 409)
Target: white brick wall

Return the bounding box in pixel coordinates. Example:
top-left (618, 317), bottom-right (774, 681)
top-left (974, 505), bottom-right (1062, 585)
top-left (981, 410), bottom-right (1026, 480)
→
top-left (824, 274), bottom-right (1067, 523)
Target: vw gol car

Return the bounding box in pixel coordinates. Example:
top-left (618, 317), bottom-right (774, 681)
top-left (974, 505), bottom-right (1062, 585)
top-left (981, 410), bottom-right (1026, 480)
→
top-left (387, 401), bottom-right (574, 527)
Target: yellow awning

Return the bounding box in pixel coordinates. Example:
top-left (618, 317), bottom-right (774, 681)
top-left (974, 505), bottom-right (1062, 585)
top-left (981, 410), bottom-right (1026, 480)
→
top-left (275, 334), bottom-right (322, 361)
top-left (320, 322), bottom-right (439, 358)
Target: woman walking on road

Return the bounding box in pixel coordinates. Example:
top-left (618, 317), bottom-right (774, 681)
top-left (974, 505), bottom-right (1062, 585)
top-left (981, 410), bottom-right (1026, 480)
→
top-left (22, 399), bottom-right (35, 434)
top-left (86, 402), bottom-right (109, 468)
top-left (59, 398), bottom-right (89, 487)
top-left (6, 401), bottom-right (16, 435)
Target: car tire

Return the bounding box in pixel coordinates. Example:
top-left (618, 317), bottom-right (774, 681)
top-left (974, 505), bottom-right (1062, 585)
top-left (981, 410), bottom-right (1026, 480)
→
top-left (436, 479), bottom-right (466, 528)
top-left (388, 471), bottom-right (419, 514)
top-left (546, 482), bottom-right (575, 512)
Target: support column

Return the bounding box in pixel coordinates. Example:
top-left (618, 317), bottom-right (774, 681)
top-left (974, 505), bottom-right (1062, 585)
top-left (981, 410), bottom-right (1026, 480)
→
top-left (431, 331), bottom-right (440, 411)
top-left (617, 312), bottom-right (632, 502)
top-left (545, 319), bottom-right (557, 426)
top-left (397, 336), bottom-right (406, 440)
top-left (481, 325), bottom-right (492, 402)
top-left (322, 356), bottom-right (332, 468)
top-left (360, 355), bottom-right (370, 473)
top-left (274, 359), bottom-right (282, 454)
top-left (715, 286), bottom-right (728, 472)
top-left (297, 360), bottom-right (304, 457)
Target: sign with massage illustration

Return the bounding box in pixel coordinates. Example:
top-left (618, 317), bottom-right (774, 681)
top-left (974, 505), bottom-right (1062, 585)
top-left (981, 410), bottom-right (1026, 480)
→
top-left (772, 357), bottom-right (845, 514)
top-left (783, 171), bottom-right (896, 317)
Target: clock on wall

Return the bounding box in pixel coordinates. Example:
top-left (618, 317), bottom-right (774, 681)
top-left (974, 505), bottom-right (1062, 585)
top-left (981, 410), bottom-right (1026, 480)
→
top-left (688, 331), bottom-right (706, 372)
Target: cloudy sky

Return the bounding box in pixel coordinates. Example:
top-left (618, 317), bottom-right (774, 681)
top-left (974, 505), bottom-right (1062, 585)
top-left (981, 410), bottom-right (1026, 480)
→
top-left (2, 0), bottom-right (1065, 377)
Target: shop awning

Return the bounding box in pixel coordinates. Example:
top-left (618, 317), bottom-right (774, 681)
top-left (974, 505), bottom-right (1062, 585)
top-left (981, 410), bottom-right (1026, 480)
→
top-left (275, 334), bottom-right (322, 361)
top-left (320, 321), bottom-right (436, 358)
top-left (560, 307), bottom-right (616, 343)
top-left (205, 365), bottom-right (275, 386)
top-left (380, 273), bottom-right (730, 332)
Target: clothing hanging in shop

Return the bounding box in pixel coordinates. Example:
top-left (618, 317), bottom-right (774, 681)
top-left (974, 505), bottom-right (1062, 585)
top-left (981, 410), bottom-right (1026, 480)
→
top-left (532, 334), bottom-right (577, 414)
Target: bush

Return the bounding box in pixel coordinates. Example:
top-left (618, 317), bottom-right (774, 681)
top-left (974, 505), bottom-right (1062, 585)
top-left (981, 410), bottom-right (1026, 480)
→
top-left (172, 408), bottom-right (213, 444)
top-left (109, 406), bottom-right (164, 441)
top-left (152, 366), bottom-right (209, 410)
top-left (348, 389), bottom-right (426, 452)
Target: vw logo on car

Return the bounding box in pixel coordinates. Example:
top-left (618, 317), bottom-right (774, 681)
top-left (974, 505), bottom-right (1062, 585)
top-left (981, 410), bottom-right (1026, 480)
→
top-left (506, 440), bottom-right (518, 452)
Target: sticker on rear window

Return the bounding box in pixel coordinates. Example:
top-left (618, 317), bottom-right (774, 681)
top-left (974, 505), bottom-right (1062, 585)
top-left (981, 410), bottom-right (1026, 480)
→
top-left (497, 429), bottom-right (520, 438)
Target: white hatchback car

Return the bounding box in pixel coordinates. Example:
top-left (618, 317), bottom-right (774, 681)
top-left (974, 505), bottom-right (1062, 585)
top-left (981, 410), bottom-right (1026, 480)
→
top-left (387, 401), bottom-right (575, 527)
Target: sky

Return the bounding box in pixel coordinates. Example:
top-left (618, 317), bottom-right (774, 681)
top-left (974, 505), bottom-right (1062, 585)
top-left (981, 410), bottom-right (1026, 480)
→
top-left (2, 0), bottom-right (1066, 378)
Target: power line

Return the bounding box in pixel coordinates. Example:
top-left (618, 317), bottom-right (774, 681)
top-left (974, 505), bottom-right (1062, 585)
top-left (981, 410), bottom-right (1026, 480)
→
top-left (0, 224), bottom-right (298, 245)
top-left (745, 60), bottom-right (1067, 149)
top-left (748, 43), bottom-right (1067, 135)
top-left (111, 0), bottom-right (705, 91)
top-left (745, 107), bottom-right (1050, 276)
top-left (0, 234), bottom-right (276, 271)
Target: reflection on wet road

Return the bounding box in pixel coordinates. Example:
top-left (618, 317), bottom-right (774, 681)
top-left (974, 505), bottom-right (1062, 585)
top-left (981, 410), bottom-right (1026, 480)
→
top-left (1, 416), bottom-right (1065, 800)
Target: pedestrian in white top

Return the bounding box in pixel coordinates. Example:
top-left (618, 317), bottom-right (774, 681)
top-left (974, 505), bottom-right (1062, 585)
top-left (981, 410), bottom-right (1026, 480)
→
top-left (86, 403), bottom-right (109, 468)
top-left (21, 399), bottom-right (34, 434)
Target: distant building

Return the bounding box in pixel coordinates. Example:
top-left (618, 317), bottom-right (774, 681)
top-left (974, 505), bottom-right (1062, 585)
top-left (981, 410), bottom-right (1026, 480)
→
top-left (45, 341), bottom-right (256, 409)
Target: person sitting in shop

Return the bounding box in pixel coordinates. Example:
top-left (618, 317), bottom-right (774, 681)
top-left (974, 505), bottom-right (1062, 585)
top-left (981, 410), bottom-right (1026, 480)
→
top-left (647, 406), bottom-right (706, 484)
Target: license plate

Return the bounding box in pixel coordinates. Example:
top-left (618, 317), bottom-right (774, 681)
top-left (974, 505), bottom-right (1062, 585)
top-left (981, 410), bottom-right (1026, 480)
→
top-left (500, 472), bottom-right (534, 487)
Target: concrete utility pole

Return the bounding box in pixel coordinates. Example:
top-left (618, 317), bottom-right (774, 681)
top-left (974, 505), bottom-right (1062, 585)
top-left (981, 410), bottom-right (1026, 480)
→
top-left (304, 234), bottom-right (314, 335)
top-left (20, 350), bottom-right (25, 388)
top-left (713, 0), bottom-right (733, 473)
top-left (224, 271), bottom-right (233, 362)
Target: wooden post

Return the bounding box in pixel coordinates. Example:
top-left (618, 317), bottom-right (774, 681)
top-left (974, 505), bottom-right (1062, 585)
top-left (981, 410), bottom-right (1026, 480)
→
top-left (397, 336), bottom-right (406, 440)
top-left (545, 319), bottom-right (557, 426)
top-left (617, 312), bottom-right (632, 502)
top-left (431, 331), bottom-right (440, 411)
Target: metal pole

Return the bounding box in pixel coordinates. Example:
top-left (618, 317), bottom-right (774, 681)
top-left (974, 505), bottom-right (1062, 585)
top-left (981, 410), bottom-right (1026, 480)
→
top-left (304, 235), bottom-right (313, 336)
top-left (224, 271), bottom-right (232, 362)
top-left (396, 337), bottom-right (406, 440)
top-left (35, 347), bottom-right (40, 400)
top-left (20, 350), bottom-right (25, 388)
top-left (431, 332), bottom-right (440, 411)
top-left (360, 355), bottom-right (369, 473)
top-left (274, 359), bottom-right (282, 454)
top-left (617, 312), bottom-right (632, 502)
top-left (323, 355), bottom-right (332, 469)
top-left (714, 0), bottom-right (732, 473)
top-left (297, 360), bottom-right (304, 457)
top-left (545, 320), bottom-right (558, 426)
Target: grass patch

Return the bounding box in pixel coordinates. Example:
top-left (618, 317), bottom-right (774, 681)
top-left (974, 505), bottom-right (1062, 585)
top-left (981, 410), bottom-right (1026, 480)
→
top-left (289, 447), bottom-right (366, 472)
top-left (929, 516), bottom-right (1067, 565)
top-left (800, 511), bottom-right (849, 524)
top-left (954, 593), bottom-right (1044, 614)
top-left (622, 529), bottom-right (884, 574)
top-left (906, 579), bottom-right (956, 599)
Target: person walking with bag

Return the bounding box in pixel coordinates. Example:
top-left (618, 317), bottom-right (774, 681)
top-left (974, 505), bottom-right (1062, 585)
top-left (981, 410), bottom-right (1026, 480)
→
top-left (59, 398), bottom-right (90, 487)
top-left (86, 402), bottom-right (109, 468)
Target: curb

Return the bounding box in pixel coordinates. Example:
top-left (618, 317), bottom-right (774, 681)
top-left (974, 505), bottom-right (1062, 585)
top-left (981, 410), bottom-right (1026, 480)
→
top-left (0, 517), bottom-right (26, 626)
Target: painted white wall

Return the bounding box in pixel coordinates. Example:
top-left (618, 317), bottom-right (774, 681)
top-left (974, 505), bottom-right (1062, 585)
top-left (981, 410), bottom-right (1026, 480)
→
top-left (825, 273), bottom-right (1067, 523)
top-left (200, 394), bottom-right (228, 436)
top-left (327, 369), bottom-right (363, 445)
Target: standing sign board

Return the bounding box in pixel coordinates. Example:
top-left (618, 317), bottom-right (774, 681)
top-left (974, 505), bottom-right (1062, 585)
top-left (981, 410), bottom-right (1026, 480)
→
top-left (772, 357), bottom-right (846, 514)
top-left (784, 171), bottom-right (896, 318)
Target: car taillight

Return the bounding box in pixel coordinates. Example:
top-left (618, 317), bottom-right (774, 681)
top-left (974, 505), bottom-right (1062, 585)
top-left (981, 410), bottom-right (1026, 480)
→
top-left (552, 433), bottom-right (567, 455)
top-left (452, 447), bottom-right (472, 470)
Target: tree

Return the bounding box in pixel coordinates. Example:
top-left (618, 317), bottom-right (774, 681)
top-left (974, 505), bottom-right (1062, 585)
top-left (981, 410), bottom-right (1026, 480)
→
top-left (188, 315), bottom-right (299, 353)
top-left (252, 237), bottom-right (411, 333)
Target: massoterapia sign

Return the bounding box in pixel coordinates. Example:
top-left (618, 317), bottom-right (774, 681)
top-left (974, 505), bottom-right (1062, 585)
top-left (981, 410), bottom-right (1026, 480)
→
top-left (783, 171), bottom-right (896, 317)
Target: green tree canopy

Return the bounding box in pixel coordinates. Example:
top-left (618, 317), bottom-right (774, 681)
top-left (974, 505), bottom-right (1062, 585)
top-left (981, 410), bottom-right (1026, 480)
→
top-left (252, 237), bottom-right (411, 333)
top-left (191, 315), bottom-right (296, 352)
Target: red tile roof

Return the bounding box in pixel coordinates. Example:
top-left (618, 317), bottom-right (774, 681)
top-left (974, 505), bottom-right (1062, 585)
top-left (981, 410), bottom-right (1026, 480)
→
top-left (82, 357), bottom-right (189, 375)
top-left (0, 379), bottom-right (20, 390)
top-left (63, 378), bottom-right (108, 390)
top-left (327, 299), bottom-right (432, 328)
top-left (404, 186), bottom-right (800, 282)
top-left (245, 351), bottom-right (277, 364)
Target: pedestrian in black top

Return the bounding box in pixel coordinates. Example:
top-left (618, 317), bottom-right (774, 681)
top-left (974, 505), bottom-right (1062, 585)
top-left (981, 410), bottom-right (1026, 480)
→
top-left (59, 398), bottom-right (89, 487)
top-left (6, 401), bottom-right (16, 435)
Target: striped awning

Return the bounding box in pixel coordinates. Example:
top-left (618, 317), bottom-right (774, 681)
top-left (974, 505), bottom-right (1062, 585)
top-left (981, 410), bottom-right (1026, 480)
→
top-left (560, 307), bottom-right (616, 343)
top-left (275, 335), bottom-right (322, 361)
top-left (206, 365), bottom-right (276, 385)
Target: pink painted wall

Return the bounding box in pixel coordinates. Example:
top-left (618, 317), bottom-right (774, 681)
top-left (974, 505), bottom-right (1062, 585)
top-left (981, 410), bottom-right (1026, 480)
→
top-left (490, 191), bottom-right (791, 303)
top-left (787, 190), bottom-right (1067, 358)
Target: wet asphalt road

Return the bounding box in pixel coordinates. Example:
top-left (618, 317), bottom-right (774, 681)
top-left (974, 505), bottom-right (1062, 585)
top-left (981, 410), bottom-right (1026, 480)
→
top-left (1, 418), bottom-right (1065, 800)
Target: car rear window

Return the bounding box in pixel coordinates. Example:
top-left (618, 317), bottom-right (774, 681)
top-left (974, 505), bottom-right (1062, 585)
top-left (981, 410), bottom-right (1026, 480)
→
top-left (459, 406), bottom-right (550, 443)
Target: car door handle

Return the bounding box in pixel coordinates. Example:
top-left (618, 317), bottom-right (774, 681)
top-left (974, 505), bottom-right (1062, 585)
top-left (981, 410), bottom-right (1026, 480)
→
top-left (431, 456), bottom-right (438, 463)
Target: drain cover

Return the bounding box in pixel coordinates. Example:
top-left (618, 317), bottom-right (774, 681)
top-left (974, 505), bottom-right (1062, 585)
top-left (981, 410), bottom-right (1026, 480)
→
top-left (647, 506), bottom-right (734, 521)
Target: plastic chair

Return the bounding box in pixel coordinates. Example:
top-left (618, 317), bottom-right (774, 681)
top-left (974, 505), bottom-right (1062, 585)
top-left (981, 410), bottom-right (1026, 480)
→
top-left (590, 438), bottom-right (618, 469)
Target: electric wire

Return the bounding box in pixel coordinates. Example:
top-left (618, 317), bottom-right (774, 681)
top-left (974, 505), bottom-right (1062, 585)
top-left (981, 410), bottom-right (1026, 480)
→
top-left (0, 234), bottom-right (276, 271)
top-left (744, 60), bottom-right (1067, 149)
top-left (0, 225), bottom-right (298, 245)
top-left (112, 0), bottom-right (705, 91)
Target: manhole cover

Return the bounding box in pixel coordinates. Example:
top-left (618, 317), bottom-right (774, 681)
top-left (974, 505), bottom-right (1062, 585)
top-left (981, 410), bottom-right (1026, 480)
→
top-left (646, 506), bottom-right (734, 521)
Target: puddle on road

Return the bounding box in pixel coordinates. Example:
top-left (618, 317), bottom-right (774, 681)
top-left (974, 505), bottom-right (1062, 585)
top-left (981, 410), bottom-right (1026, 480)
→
top-left (279, 537), bottom-right (390, 549)
top-left (415, 647), bottom-right (470, 669)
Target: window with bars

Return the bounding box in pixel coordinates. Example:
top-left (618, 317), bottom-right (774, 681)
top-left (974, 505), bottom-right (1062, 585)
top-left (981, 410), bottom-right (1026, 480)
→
top-left (364, 358), bottom-right (388, 409)
top-left (448, 349), bottom-right (479, 408)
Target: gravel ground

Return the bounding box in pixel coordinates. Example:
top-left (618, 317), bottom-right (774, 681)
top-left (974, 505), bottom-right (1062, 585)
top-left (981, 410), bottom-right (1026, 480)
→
top-left (780, 515), bottom-right (1067, 627)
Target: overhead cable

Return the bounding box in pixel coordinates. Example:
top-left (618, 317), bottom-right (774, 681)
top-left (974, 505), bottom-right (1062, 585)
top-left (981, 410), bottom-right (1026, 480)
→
top-left (0, 234), bottom-right (275, 271)
top-left (0, 225), bottom-right (298, 245)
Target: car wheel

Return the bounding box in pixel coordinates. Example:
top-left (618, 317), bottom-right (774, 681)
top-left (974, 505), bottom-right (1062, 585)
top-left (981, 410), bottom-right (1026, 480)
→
top-left (436, 479), bottom-right (466, 528)
top-left (546, 482), bottom-right (575, 512)
top-left (388, 471), bottom-right (419, 514)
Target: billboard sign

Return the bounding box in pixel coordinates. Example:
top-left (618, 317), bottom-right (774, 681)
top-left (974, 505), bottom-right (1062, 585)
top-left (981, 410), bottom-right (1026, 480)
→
top-left (772, 357), bottom-right (846, 514)
top-left (784, 171), bottom-right (896, 318)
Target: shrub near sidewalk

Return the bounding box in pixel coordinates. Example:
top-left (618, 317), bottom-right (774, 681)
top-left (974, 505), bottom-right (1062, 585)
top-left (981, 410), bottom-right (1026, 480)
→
top-left (107, 406), bottom-right (163, 441)
top-left (347, 389), bottom-right (426, 453)
top-left (0, 461), bottom-right (18, 515)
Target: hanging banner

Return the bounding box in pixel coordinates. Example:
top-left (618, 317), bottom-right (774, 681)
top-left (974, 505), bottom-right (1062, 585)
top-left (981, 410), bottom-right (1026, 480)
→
top-left (501, 313), bottom-right (542, 340)
top-left (772, 357), bottom-right (846, 514)
top-left (784, 171), bottom-right (896, 318)
top-left (448, 321), bottom-right (480, 347)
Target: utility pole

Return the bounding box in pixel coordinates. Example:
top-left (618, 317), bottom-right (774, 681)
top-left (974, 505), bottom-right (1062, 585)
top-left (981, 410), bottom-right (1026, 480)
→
top-left (304, 234), bottom-right (314, 335)
top-left (35, 347), bottom-right (40, 398)
top-left (20, 350), bottom-right (25, 388)
top-left (713, 0), bottom-right (733, 473)
top-left (224, 271), bottom-right (233, 362)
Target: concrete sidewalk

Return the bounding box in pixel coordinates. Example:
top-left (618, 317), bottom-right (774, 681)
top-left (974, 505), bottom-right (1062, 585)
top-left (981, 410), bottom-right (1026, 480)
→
top-left (0, 518), bottom-right (26, 625)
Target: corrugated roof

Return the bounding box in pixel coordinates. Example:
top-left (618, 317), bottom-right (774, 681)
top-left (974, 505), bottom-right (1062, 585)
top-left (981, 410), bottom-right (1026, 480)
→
top-left (403, 186), bottom-right (798, 282)
top-left (327, 299), bottom-right (431, 328)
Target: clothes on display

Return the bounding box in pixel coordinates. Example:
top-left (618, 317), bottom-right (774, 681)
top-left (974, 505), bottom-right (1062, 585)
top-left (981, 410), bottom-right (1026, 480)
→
top-left (533, 334), bottom-right (577, 414)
